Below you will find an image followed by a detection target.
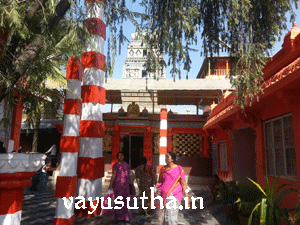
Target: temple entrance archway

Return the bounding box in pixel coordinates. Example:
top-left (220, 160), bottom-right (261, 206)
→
top-left (123, 134), bottom-right (144, 169)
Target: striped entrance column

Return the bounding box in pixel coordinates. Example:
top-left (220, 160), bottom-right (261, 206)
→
top-left (75, 0), bottom-right (106, 217)
top-left (159, 108), bottom-right (168, 171)
top-left (53, 56), bottom-right (82, 224)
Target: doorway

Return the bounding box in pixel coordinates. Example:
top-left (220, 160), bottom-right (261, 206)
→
top-left (123, 135), bottom-right (144, 169)
top-left (231, 127), bottom-right (257, 184)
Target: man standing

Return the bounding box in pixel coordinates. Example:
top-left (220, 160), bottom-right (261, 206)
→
top-left (45, 143), bottom-right (57, 168)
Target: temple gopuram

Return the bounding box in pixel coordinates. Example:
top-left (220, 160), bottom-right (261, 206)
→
top-left (100, 33), bottom-right (233, 180)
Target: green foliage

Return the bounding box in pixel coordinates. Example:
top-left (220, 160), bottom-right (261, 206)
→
top-left (289, 198), bottom-right (300, 225)
top-left (0, 0), bottom-right (89, 151)
top-left (230, 43), bottom-right (267, 108)
top-left (234, 182), bottom-right (262, 223)
top-left (106, 0), bottom-right (298, 106)
top-left (0, 0), bottom-right (299, 109)
top-left (248, 175), bottom-right (297, 225)
top-left (0, 0), bottom-right (88, 101)
top-left (217, 181), bottom-right (239, 204)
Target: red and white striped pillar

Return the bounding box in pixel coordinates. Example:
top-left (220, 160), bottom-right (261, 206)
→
top-left (159, 108), bottom-right (168, 171)
top-left (53, 56), bottom-right (82, 224)
top-left (75, 0), bottom-right (106, 217)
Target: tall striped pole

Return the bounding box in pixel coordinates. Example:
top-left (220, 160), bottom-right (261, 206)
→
top-left (53, 56), bottom-right (82, 224)
top-left (159, 108), bottom-right (168, 171)
top-left (75, 0), bottom-right (106, 217)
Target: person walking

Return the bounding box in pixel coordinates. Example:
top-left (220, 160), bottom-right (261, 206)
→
top-left (157, 152), bottom-right (190, 225)
top-left (108, 152), bottom-right (132, 223)
top-left (45, 143), bottom-right (57, 168)
top-left (135, 156), bottom-right (156, 215)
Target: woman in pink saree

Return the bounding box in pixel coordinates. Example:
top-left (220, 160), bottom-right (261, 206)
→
top-left (108, 152), bottom-right (132, 223)
top-left (157, 152), bottom-right (190, 225)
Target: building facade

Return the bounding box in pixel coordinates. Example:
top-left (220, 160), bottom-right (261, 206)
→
top-left (204, 23), bottom-right (300, 209)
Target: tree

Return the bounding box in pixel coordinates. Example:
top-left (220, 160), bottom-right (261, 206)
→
top-left (0, 0), bottom-right (87, 103)
top-left (105, 0), bottom-right (298, 107)
top-left (0, 0), bottom-right (88, 151)
top-left (0, 0), bottom-right (298, 108)
top-left (23, 88), bottom-right (62, 152)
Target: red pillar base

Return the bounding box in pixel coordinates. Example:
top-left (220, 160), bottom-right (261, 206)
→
top-left (0, 153), bottom-right (46, 225)
top-left (0, 172), bottom-right (35, 225)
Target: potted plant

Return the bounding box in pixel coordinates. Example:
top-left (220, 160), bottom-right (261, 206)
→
top-left (248, 174), bottom-right (297, 225)
top-left (235, 182), bottom-right (262, 225)
top-left (217, 181), bottom-right (239, 220)
top-left (289, 199), bottom-right (300, 225)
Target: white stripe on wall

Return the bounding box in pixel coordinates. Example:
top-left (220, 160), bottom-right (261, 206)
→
top-left (59, 153), bottom-right (79, 177)
top-left (85, 35), bottom-right (105, 54)
top-left (160, 137), bottom-right (167, 147)
top-left (82, 68), bottom-right (105, 87)
top-left (81, 103), bottom-right (103, 121)
top-left (159, 154), bottom-right (166, 166)
top-left (77, 178), bottom-right (102, 199)
top-left (79, 138), bottom-right (103, 158)
top-left (160, 120), bottom-right (167, 130)
top-left (63, 115), bottom-right (80, 136)
top-left (66, 79), bottom-right (82, 99)
top-left (55, 198), bottom-right (75, 219)
top-left (0, 210), bottom-right (22, 225)
top-left (86, 2), bottom-right (105, 21)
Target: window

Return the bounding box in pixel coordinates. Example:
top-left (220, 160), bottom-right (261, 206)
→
top-left (264, 114), bottom-right (297, 179)
top-left (219, 143), bottom-right (228, 170)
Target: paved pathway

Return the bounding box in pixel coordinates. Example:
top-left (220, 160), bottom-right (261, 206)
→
top-left (22, 177), bottom-right (240, 225)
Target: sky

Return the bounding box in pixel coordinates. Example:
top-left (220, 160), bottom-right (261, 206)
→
top-left (102, 1), bottom-right (204, 114)
top-left (105, 1), bottom-right (204, 80)
top-left (97, 1), bottom-right (300, 114)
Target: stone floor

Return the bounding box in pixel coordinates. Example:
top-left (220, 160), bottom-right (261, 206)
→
top-left (22, 177), bottom-right (240, 225)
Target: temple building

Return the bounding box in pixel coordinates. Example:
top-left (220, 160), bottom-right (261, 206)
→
top-left (122, 32), bottom-right (166, 79)
top-left (102, 53), bottom-right (232, 181)
top-left (19, 35), bottom-right (233, 183)
top-left (94, 32), bottom-right (231, 178)
top-left (17, 33), bottom-right (233, 182)
top-left (204, 23), bottom-right (300, 209)
top-left (2, 18), bottom-right (300, 223)
top-left (120, 32), bottom-right (167, 114)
